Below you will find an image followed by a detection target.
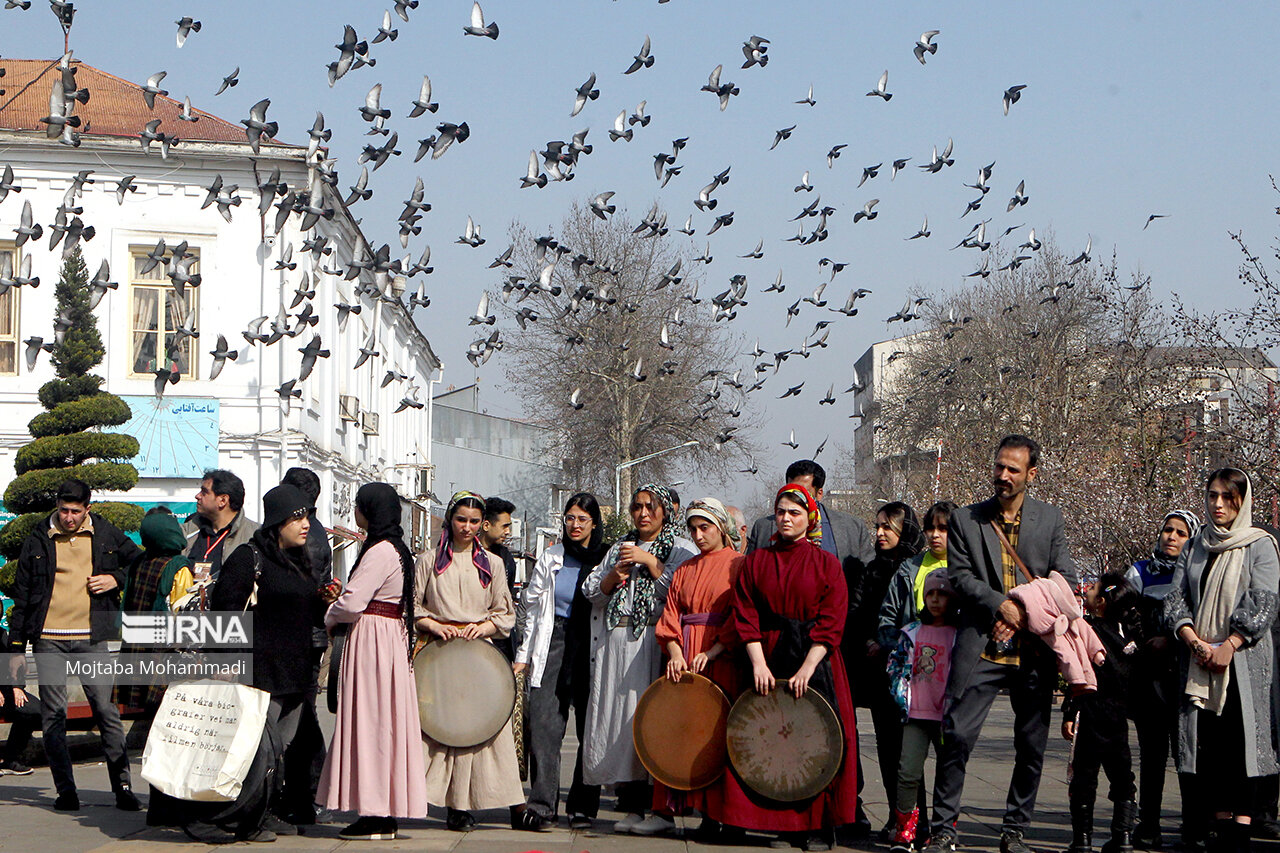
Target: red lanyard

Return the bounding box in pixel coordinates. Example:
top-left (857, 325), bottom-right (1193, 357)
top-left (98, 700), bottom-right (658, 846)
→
top-left (203, 528), bottom-right (231, 560)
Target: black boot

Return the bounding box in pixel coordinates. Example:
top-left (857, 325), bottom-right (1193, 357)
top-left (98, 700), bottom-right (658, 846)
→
top-left (1232, 823), bottom-right (1252, 853)
top-left (1068, 803), bottom-right (1095, 853)
top-left (1102, 801), bottom-right (1138, 853)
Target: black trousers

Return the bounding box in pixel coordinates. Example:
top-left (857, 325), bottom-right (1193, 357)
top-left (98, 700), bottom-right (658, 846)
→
top-left (0, 685), bottom-right (41, 763)
top-left (932, 652), bottom-right (1056, 835)
top-left (847, 651), bottom-right (925, 823)
top-left (1195, 678), bottom-right (1255, 815)
top-left (525, 616), bottom-right (599, 819)
top-left (1069, 694), bottom-right (1136, 810)
top-left (280, 647), bottom-right (326, 816)
top-left (1131, 645), bottom-right (1181, 825)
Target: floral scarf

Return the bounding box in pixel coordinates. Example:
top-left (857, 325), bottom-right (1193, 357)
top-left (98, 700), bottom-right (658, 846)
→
top-left (607, 483), bottom-right (679, 638)
top-left (434, 490), bottom-right (492, 587)
top-left (775, 483), bottom-right (823, 546)
top-left (1148, 509), bottom-right (1201, 576)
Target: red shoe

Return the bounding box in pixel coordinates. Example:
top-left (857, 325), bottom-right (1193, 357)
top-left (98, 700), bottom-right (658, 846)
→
top-left (891, 808), bottom-right (921, 853)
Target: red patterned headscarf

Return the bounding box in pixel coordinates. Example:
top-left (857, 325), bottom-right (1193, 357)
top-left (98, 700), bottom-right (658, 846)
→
top-left (774, 483), bottom-right (823, 546)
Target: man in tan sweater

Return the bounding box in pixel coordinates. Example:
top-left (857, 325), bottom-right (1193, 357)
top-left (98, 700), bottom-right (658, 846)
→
top-left (7, 479), bottom-right (142, 812)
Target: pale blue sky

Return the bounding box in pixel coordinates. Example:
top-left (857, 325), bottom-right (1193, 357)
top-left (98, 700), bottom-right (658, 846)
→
top-left (4, 1), bottom-right (1277, 506)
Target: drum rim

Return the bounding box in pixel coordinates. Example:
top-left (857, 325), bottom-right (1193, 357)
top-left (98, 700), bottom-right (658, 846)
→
top-left (414, 637), bottom-right (517, 748)
top-left (725, 687), bottom-right (843, 803)
top-left (632, 671), bottom-right (730, 791)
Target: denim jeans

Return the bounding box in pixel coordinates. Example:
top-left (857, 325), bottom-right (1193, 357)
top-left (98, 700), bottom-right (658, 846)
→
top-left (32, 639), bottom-right (131, 796)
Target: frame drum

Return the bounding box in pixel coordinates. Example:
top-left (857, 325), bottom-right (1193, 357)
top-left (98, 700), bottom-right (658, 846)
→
top-left (632, 672), bottom-right (730, 790)
top-left (414, 637), bottom-right (516, 748)
top-left (725, 688), bottom-right (843, 802)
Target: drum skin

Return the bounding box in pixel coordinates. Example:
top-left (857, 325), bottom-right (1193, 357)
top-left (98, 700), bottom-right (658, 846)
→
top-left (633, 672), bottom-right (730, 790)
top-left (725, 688), bottom-right (843, 802)
top-left (414, 637), bottom-right (517, 748)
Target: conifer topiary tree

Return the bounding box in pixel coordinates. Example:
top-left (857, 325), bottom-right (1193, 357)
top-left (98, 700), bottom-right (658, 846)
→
top-left (0, 246), bottom-right (142, 559)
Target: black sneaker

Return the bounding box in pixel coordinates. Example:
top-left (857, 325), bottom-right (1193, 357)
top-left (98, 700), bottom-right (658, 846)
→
top-left (1001, 829), bottom-right (1035, 853)
top-left (923, 831), bottom-right (958, 853)
top-left (339, 816), bottom-right (399, 840)
top-left (261, 814), bottom-right (297, 836)
top-left (569, 813), bottom-right (592, 830)
top-left (114, 786), bottom-right (142, 811)
top-left (1134, 822), bottom-right (1163, 849)
top-left (805, 829), bottom-right (835, 852)
top-left (54, 792), bottom-right (80, 811)
top-left (513, 809), bottom-right (552, 832)
top-left (183, 821), bottom-right (237, 844)
top-left (447, 808), bottom-right (476, 832)
top-left (0, 760), bottom-right (33, 776)
top-left (239, 828), bottom-right (277, 843)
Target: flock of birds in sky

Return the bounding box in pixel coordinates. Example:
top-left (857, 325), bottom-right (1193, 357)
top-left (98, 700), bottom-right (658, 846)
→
top-left (0, 1), bottom-right (1169, 460)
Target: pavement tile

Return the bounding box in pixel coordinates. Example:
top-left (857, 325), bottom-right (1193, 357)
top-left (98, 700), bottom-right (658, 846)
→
top-left (0, 698), bottom-right (1183, 853)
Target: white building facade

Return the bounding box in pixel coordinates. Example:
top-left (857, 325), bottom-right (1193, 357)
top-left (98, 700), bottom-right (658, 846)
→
top-left (0, 60), bottom-right (440, 566)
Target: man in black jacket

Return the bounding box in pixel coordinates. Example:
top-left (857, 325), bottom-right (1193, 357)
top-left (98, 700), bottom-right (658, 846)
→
top-left (480, 496), bottom-right (520, 661)
top-left (923, 436), bottom-right (1078, 853)
top-left (6, 479), bottom-right (143, 812)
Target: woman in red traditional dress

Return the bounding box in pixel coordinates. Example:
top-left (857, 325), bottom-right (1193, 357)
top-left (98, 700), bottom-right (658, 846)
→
top-left (725, 483), bottom-right (860, 852)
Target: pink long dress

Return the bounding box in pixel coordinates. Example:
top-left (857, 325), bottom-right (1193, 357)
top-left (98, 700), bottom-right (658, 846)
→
top-left (318, 541), bottom-right (428, 818)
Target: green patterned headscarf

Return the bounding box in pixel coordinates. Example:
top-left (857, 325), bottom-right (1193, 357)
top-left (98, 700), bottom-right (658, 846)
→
top-left (606, 483), bottom-right (679, 638)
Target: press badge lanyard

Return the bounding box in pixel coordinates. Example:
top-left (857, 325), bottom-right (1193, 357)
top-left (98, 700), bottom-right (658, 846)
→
top-left (202, 528), bottom-right (231, 560)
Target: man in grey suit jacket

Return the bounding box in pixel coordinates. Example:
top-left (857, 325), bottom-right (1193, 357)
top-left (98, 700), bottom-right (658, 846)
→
top-left (925, 436), bottom-right (1077, 853)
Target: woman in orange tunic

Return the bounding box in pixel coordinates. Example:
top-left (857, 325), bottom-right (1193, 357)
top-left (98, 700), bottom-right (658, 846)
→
top-left (652, 498), bottom-right (744, 840)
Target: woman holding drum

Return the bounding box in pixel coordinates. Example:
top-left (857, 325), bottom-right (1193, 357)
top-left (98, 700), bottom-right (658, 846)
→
top-left (413, 490), bottom-right (524, 832)
top-left (727, 483), bottom-right (860, 852)
top-left (652, 497), bottom-right (745, 841)
top-left (513, 492), bottom-right (611, 831)
top-left (582, 483), bottom-right (697, 835)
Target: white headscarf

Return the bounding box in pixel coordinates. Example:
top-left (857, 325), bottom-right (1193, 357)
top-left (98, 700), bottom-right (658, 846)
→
top-left (1187, 471), bottom-right (1274, 713)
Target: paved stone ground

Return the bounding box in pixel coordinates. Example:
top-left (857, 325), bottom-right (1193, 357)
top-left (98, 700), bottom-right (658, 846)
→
top-left (0, 698), bottom-right (1183, 852)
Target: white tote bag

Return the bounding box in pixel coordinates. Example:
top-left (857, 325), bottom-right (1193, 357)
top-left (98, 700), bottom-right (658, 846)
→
top-left (141, 679), bottom-right (271, 802)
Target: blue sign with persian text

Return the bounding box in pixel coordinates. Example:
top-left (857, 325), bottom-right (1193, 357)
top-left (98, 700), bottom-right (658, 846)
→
top-left (119, 397), bottom-right (220, 479)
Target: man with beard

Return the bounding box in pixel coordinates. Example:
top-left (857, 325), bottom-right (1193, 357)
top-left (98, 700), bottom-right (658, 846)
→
top-left (922, 435), bottom-right (1078, 853)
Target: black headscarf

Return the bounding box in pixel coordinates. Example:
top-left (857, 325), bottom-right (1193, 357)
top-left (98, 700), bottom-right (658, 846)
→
top-left (562, 493), bottom-right (610, 569)
top-left (876, 501), bottom-right (925, 564)
top-left (848, 501), bottom-right (924, 650)
top-left (355, 482), bottom-right (416, 660)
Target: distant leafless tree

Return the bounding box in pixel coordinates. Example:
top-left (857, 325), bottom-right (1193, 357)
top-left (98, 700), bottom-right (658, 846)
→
top-left (495, 199), bottom-right (757, 507)
top-left (859, 238), bottom-right (1199, 572)
top-left (1174, 177), bottom-right (1280, 522)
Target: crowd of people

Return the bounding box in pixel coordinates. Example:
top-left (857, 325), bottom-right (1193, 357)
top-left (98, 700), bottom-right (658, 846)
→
top-left (0, 434), bottom-right (1277, 853)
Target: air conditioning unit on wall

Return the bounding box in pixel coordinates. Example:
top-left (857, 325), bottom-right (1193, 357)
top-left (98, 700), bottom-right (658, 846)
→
top-left (361, 411), bottom-right (380, 436)
top-left (339, 395), bottom-right (360, 422)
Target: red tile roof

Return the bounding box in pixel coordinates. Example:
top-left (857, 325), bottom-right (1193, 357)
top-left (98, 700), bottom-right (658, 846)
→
top-left (0, 58), bottom-right (298, 149)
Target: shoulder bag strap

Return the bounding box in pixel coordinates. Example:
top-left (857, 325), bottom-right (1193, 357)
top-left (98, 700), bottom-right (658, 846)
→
top-left (989, 520), bottom-right (1036, 586)
top-left (243, 544), bottom-right (262, 612)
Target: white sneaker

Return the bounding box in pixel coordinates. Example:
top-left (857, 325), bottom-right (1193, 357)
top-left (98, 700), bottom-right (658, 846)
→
top-left (632, 814), bottom-right (676, 837)
top-left (613, 813), bottom-right (644, 834)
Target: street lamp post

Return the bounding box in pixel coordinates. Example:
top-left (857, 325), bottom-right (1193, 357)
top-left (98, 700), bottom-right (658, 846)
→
top-left (614, 440), bottom-right (699, 514)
